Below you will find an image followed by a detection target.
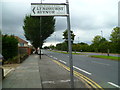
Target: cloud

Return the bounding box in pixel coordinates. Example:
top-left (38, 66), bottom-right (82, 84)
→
top-left (55, 17), bottom-right (67, 31)
top-left (45, 30), bottom-right (64, 42)
top-left (2, 0), bottom-right (118, 46)
top-left (2, 2), bottom-right (31, 40)
top-left (118, 1), bottom-right (120, 27)
top-left (70, 0), bottom-right (118, 30)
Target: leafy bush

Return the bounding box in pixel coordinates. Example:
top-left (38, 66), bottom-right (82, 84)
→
top-left (4, 53), bottom-right (28, 64)
top-left (2, 35), bottom-right (18, 61)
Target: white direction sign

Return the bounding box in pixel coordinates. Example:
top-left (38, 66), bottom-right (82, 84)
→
top-left (31, 3), bottom-right (67, 16)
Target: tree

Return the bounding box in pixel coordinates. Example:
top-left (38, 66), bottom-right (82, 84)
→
top-left (110, 27), bottom-right (120, 53)
top-left (98, 41), bottom-right (110, 53)
top-left (44, 46), bottom-right (50, 49)
top-left (56, 43), bottom-right (62, 50)
top-left (110, 27), bottom-right (120, 42)
top-left (92, 35), bottom-right (102, 44)
top-left (78, 42), bottom-right (88, 45)
top-left (62, 30), bottom-right (75, 52)
top-left (49, 45), bottom-right (55, 50)
top-left (72, 44), bottom-right (80, 52)
top-left (23, 15), bottom-right (55, 49)
top-left (63, 30), bottom-right (75, 44)
top-left (56, 42), bottom-right (68, 51)
top-left (92, 35), bottom-right (108, 52)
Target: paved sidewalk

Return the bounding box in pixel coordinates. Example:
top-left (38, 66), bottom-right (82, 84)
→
top-left (2, 54), bottom-right (88, 89)
top-left (39, 55), bottom-right (88, 88)
top-left (2, 55), bottom-right (42, 88)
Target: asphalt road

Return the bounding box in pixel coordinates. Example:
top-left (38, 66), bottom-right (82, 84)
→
top-left (42, 50), bottom-right (119, 89)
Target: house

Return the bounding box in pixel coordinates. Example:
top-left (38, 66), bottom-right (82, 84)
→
top-left (15, 36), bottom-right (28, 47)
top-left (15, 36), bottom-right (32, 55)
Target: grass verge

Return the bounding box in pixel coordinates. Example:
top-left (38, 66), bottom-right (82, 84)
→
top-left (51, 50), bottom-right (85, 55)
top-left (90, 55), bottom-right (119, 61)
top-left (49, 50), bottom-right (119, 61)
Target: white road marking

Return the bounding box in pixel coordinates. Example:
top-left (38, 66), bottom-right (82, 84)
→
top-left (35, 55), bottom-right (39, 58)
top-left (50, 56), bottom-right (53, 57)
top-left (60, 79), bottom-right (70, 82)
top-left (92, 61), bottom-right (110, 66)
top-left (108, 82), bottom-right (120, 88)
top-left (59, 60), bottom-right (67, 64)
top-left (4, 68), bottom-right (14, 76)
top-left (42, 81), bottom-right (55, 84)
top-left (53, 57), bottom-right (57, 60)
top-left (42, 80), bottom-right (71, 84)
top-left (73, 66), bottom-right (92, 75)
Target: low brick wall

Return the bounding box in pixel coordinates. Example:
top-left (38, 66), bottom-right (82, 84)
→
top-left (18, 47), bottom-right (32, 55)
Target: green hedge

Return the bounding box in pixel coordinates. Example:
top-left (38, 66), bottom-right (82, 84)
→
top-left (2, 35), bottom-right (18, 61)
top-left (4, 53), bottom-right (28, 64)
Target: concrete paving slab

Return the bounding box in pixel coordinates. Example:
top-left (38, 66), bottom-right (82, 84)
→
top-left (39, 55), bottom-right (88, 88)
top-left (2, 55), bottom-right (42, 88)
top-left (2, 54), bottom-right (89, 89)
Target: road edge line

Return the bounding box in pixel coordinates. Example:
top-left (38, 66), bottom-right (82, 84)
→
top-left (48, 56), bottom-right (103, 89)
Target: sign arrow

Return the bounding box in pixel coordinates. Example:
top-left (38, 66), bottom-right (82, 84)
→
top-left (32, 7), bottom-right (36, 14)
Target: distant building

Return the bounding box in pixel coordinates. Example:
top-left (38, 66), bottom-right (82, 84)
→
top-left (15, 36), bottom-right (28, 47)
top-left (15, 36), bottom-right (32, 55)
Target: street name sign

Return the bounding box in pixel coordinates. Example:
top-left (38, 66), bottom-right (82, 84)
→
top-left (31, 2), bottom-right (74, 88)
top-left (31, 3), bottom-right (67, 16)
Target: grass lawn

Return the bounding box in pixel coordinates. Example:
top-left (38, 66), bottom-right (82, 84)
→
top-left (50, 50), bottom-right (119, 61)
top-left (51, 50), bottom-right (85, 55)
top-left (90, 55), bottom-right (119, 61)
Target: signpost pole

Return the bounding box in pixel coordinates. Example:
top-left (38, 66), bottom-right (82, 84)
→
top-left (39, 0), bottom-right (42, 59)
top-left (39, 16), bottom-right (41, 59)
top-left (31, 1), bottom-right (74, 87)
top-left (66, 0), bottom-right (74, 88)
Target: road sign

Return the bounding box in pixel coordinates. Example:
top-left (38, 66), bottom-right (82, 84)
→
top-left (31, 3), bottom-right (67, 16)
top-left (31, 1), bottom-right (74, 88)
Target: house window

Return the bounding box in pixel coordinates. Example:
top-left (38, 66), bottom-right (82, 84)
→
top-left (20, 43), bottom-right (24, 46)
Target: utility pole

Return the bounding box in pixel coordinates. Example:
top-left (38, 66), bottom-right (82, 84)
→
top-left (66, 0), bottom-right (74, 88)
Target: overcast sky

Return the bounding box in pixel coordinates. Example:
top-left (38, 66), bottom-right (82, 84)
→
top-left (1, 0), bottom-right (119, 46)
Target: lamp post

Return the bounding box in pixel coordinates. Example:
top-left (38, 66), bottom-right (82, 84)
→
top-left (66, 0), bottom-right (74, 88)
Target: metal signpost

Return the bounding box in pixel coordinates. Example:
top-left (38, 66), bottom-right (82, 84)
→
top-left (31, 0), bottom-right (74, 88)
top-left (66, 0), bottom-right (74, 88)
